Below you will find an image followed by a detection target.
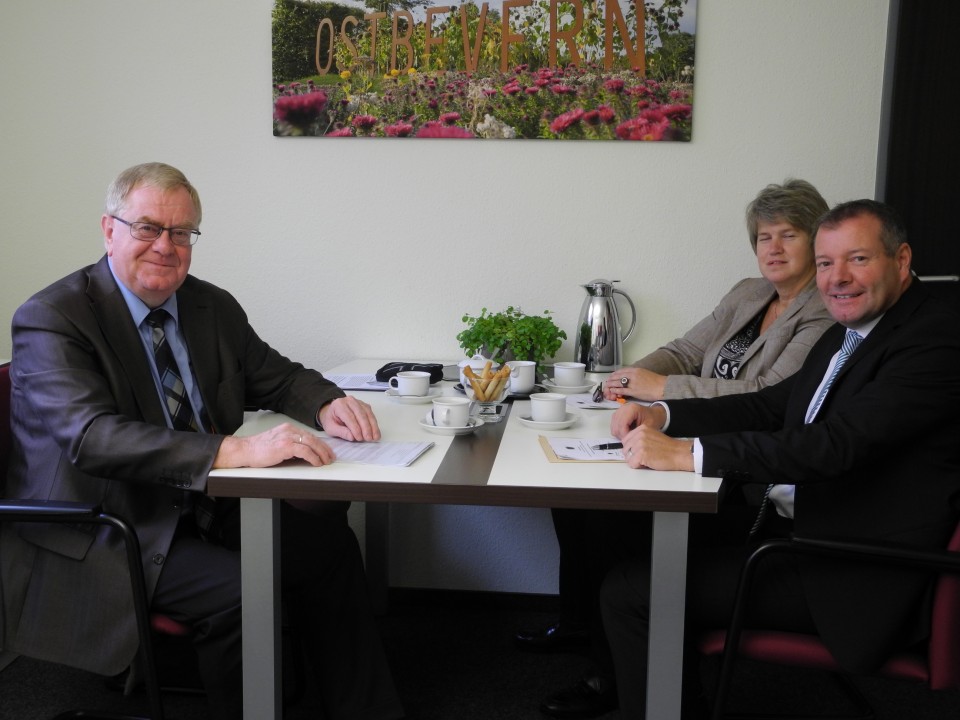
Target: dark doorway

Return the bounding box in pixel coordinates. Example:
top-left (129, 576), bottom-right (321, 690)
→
top-left (880, 0), bottom-right (960, 312)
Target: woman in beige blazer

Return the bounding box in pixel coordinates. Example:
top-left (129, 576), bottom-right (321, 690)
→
top-left (528, 179), bottom-right (837, 720)
top-left (604, 179), bottom-right (835, 402)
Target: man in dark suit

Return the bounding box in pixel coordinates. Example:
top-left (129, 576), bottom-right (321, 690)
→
top-left (598, 200), bottom-right (960, 718)
top-left (0, 163), bottom-right (404, 720)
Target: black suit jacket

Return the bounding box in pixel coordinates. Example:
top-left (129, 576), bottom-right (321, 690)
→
top-left (1, 256), bottom-right (344, 674)
top-left (667, 280), bottom-right (960, 672)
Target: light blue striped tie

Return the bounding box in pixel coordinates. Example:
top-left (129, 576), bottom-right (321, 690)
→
top-left (805, 329), bottom-right (863, 424)
top-left (749, 329), bottom-right (863, 538)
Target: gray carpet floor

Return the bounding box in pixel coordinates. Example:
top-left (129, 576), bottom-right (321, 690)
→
top-left (2, 591), bottom-right (959, 720)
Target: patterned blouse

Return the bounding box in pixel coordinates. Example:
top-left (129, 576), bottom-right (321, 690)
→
top-left (712, 306), bottom-right (766, 380)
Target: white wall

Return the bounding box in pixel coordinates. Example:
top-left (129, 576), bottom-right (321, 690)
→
top-left (0, 0), bottom-right (890, 593)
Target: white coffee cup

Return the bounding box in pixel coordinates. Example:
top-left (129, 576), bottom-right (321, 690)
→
top-left (529, 392), bottom-right (567, 423)
top-left (431, 396), bottom-right (477, 427)
top-left (507, 360), bottom-right (536, 395)
top-left (552, 362), bottom-right (586, 387)
top-left (389, 370), bottom-right (431, 396)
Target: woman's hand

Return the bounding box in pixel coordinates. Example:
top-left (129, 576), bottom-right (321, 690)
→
top-left (603, 367), bottom-right (668, 402)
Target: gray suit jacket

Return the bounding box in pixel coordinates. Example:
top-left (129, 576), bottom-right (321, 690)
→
top-left (1, 256), bottom-right (344, 674)
top-left (635, 277), bottom-right (834, 399)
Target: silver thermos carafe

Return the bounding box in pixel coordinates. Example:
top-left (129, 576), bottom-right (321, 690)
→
top-left (573, 279), bottom-right (637, 373)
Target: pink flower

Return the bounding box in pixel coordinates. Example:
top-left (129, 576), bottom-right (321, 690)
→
top-left (352, 114), bottom-right (378, 130)
top-left (583, 109), bottom-right (601, 126)
top-left (657, 103), bottom-right (693, 119)
top-left (503, 83), bottom-right (522, 96)
top-left (439, 112), bottom-right (461, 125)
top-left (385, 122), bottom-right (414, 137)
top-left (326, 127), bottom-right (353, 136)
top-left (615, 115), bottom-right (669, 141)
top-left (603, 78), bottom-right (625, 93)
top-left (549, 84), bottom-right (575, 95)
top-left (597, 105), bottom-right (616, 124)
top-left (525, 86), bottom-right (540, 95)
top-left (273, 91), bottom-right (328, 129)
top-left (550, 108), bottom-right (585, 134)
top-left (416, 124), bottom-right (474, 138)
top-left (639, 108), bottom-right (667, 124)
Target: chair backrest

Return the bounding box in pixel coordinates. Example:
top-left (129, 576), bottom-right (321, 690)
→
top-left (0, 363), bottom-right (11, 479)
top-left (928, 519), bottom-right (960, 689)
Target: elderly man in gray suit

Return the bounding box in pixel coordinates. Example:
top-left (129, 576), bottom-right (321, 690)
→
top-left (1, 162), bottom-right (404, 720)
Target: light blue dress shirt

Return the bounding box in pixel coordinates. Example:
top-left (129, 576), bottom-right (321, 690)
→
top-left (107, 258), bottom-right (207, 430)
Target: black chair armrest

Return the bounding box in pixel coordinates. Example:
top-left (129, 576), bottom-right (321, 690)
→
top-left (0, 499), bottom-right (166, 720)
top-left (763, 533), bottom-right (960, 576)
top-left (0, 499), bottom-right (101, 520)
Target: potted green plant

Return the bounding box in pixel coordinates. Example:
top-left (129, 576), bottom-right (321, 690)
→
top-left (457, 306), bottom-right (567, 376)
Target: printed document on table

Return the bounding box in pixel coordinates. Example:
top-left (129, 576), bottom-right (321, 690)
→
top-left (326, 373), bottom-right (388, 391)
top-left (546, 437), bottom-right (625, 461)
top-left (324, 437), bottom-right (434, 467)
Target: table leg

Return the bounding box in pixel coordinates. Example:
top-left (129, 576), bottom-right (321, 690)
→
top-left (240, 498), bottom-right (282, 720)
top-left (646, 511), bottom-right (690, 720)
top-left (365, 501), bottom-right (390, 614)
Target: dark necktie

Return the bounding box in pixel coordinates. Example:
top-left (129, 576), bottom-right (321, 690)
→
top-left (145, 309), bottom-right (198, 432)
top-left (145, 309), bottom-right (220, 540)
top-left (748, 329), bottom-right (864, 538)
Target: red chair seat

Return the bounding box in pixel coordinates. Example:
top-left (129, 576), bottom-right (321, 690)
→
top-left (698, 629), bottom-right (930, 685)
top-left (149, 614), bottom-right (191, 638)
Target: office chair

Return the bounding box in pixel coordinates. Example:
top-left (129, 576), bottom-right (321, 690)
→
top-left (1, 363), bottom-right (307, 717)
top-left (0, 361), bottom-right (167, 719)
top-left (698, 524), bottom-right (960, 720)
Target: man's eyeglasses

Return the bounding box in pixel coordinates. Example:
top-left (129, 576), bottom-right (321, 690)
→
top-left (111, 216), bottom-right (201, 247)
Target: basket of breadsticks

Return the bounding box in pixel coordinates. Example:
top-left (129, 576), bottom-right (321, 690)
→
top-left (462, 361), bottom-right (511, 422)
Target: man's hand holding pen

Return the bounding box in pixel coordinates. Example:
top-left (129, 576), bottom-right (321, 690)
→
top-left (610, 403), bottom-right (694, 471)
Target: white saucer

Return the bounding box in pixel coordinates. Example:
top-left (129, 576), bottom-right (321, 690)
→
top-left (517, 411), bottom-right (579, 430)
top-left (419, 415), bottom-right (485, 436)
top-left (386, 388), bottom-right (442, 404)
top-left (542, 379), bottom-right (594, 394)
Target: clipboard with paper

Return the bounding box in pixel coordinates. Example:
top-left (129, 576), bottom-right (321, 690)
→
top-left (538, 436), bottom-right (626, 463)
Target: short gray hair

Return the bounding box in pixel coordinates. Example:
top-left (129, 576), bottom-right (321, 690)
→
top-left (105, 162), bottom-right (202, 224)
top-left (745, 179), bottom-right (829, 252)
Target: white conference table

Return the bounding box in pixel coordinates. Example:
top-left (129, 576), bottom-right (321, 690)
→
top-left (207, 362), bottom-right (721, 720)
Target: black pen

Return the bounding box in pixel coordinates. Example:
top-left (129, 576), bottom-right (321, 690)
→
top-left (592, 442), bottom-right (623, 451)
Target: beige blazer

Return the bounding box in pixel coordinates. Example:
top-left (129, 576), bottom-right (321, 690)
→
top-left (635, 277), bottom-right (834, 399)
